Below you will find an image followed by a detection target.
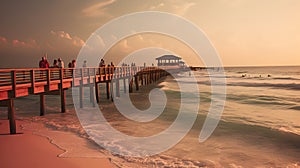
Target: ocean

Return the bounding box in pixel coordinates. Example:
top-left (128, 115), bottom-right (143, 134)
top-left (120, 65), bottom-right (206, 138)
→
top-left (1, 66), bottom-right (300, 167)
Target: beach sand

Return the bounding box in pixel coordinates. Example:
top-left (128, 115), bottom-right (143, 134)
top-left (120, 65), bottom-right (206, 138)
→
top-left (0, 120), bottom-right (115, 168)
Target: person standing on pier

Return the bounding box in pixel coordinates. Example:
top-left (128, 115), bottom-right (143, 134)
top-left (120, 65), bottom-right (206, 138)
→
top-left (39, 56), bottom-right (49, 68)
top-left (99, 59), bottom-right (105, 67)
top-left (51, 59), bottom-right (59, 68)
top-left (82, 60), bottom-right (87, 67)
top-left (68, 62), bottom-right (72, 68)
top-left (58, 58), bottom-right (64, 68)
top-left (72, 60), bottom-right (76, 68)
top-left (98, 59), bottom-right (105, 75)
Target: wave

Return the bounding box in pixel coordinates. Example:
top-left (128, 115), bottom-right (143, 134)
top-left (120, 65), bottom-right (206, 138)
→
top-left (236, 71), bottom-right (248, 74)
top-left (273, 77), bottom-right (300, 81)
top-left (227, 82), bottom-right (300, 90)
top-left (178, 78), bottom-right (300, 91)
top-left (289, 106), bottom-right (300, 111)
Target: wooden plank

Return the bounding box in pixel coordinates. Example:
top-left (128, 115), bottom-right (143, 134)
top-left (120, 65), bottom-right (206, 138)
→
top-left (15, 88), bottom-right (30, 97)
top-left (0, 91), bottom-right (9, 101)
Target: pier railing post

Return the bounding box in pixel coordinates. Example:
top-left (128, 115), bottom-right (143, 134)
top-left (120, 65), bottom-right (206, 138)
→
top-left (94, 68), bottom-right (100, 103)
top-left (46, 69), bottom-right (50, 91)
top-left (60, 69), bottom-right (66, 113)
top-left (30, 70), bottom-right (35, 94)
top-left (11, 70), bottom-right (16, 98)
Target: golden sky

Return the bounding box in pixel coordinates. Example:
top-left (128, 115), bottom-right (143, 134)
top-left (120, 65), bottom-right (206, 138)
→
top-left (0, 0), bottom-right (300, 68)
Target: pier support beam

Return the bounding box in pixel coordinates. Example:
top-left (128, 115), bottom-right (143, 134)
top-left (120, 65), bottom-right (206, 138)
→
top-left (90, 84), bottom-right (95, 107)
top-left (95, 83), bottom-right (99, 103)
top-left (60, 89), bottom-right (66, 113)
top-left (40, 94), bottom-right (45, 116)
top-left (106, 82), bottom-right (110, 99)
top-left (116, 79), bottom-right (120, 97)
top-left (8, 99), bottom-right (16, 134)
top-left (110, 81), bottom-right (114, 102)
top-left (135, 75), bottom-right (139, 91)
top-left (129, 78), bottom-right (133, 93)
top-left (79, 85), bottom-right (83, 108)
top-left (123, 78), bottom-right (127, 93)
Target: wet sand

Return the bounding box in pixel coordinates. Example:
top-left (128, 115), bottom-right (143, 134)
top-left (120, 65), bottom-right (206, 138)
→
top-left (0, 120), bottom-right (115, 168)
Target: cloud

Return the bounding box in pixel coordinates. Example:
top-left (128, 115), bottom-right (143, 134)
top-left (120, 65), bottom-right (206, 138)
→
top-left (149, 3), bottom-right (165, 10)
top-left (50, 30), bottom-right (72, 40)
top-left (0, 36), bottom-right (8, 45)
top-left (149, 1), bottom-right (195, 16)
top-left (11, 39), bottom-right (39, 48)
top-left (83, 0), bottom-right (116, 17)
top-left (50, 30), bottom-right (85, 47)
top-left (1, 36), bottom-right (39, 48)
top-left (72, 36), bottom-right (85, 47)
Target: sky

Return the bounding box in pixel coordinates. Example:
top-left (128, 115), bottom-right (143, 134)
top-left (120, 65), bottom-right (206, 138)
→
top-left (0, 0), bottom-right (300, 68)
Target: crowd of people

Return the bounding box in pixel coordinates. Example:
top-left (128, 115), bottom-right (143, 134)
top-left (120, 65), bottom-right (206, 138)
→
top-left (39, 55), bottom-right (119, 69)
top-left (98, 59), bottom-right (115, 68)
top-left (38, 56), bottom-right (76, 68)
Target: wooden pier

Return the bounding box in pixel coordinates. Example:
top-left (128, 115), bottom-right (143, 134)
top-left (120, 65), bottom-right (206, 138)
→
top-left (0, 66), bottom-right (170, 134)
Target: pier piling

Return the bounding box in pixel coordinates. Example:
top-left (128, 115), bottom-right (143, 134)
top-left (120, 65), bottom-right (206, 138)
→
top-left (61, 89), bottom-right (66, 113)
top-left (8, 99), bottom-right (16, 134)
top-left (40, 94), bottom-right (45, 116)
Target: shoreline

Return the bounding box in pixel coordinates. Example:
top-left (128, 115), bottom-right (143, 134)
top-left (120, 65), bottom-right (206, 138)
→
top-left (0, 120), bottom-right (115, 168)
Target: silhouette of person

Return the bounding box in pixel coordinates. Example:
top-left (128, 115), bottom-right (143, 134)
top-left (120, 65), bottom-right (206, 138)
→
top-left (39, 56), bottom-right (49, 68)
top-left (99, 59), bottom-right (105, 67)
top-left (51, 59), bottom-right (59, 68)
top-left (58, 58), bottom-right (64, 68)
top-left (82, 60), bottom-right (87, 67)
top-left (71, 60), bottom-right (76, 68)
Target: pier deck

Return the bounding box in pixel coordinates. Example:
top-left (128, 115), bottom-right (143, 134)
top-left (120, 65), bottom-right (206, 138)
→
top-left (0, 66), bottom-right (169, 134)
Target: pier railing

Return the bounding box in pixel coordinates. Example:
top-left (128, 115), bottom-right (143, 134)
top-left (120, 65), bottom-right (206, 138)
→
top-left (0, 67), bottom-right (135, 86)
top-left (0, 66), bottom-right (155, 99)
